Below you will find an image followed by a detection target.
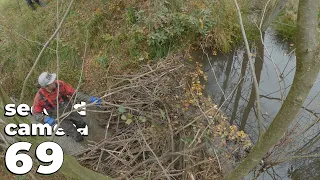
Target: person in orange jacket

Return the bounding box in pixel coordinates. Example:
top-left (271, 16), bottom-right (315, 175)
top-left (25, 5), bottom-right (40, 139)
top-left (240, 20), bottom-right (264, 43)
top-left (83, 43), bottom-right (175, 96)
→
top-left (31, 72), bottom-right (102, 142)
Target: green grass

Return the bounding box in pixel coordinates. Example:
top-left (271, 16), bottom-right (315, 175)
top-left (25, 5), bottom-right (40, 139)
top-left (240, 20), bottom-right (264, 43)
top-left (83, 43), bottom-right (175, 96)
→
top-left (272, 0), bottom-right (320, 42)
top-left (0, 0), bottom-right (258, 99)
top-left (272, 0), bottom-right (298, 41)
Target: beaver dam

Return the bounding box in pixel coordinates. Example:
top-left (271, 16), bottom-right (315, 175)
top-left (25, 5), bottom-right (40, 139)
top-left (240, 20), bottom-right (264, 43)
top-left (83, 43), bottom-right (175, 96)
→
top-left (68, 54), bottom-right (253, 180)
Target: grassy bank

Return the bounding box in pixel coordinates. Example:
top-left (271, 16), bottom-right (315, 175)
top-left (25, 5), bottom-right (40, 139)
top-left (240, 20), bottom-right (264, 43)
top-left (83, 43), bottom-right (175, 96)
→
top-left (272, 0), bottom-right (320, 42)
top-left (272, 0), bottom-right (298, 41)
top-left (0, 0), bottom-right (257, 100)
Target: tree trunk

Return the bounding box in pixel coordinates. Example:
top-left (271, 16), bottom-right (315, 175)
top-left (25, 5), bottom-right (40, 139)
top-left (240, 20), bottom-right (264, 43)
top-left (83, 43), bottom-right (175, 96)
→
top-left (0, 86), bottom-right (111, 180)
top-left (223, 0), bottom-right (320, 179)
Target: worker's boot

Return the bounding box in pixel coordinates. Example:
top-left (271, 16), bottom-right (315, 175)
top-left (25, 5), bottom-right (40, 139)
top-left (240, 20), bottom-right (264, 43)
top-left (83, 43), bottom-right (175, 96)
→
top-left (73, 131), bottom-right (84, 142)
top-left (34, 0), bottom-right (47, 7)
top-left (26, 0), bottom-right (36, 10)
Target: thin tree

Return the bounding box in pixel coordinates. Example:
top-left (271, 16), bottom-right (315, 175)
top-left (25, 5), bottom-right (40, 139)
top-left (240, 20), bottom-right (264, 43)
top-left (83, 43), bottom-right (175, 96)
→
top-left (224, 0), bottom-right (320, 179)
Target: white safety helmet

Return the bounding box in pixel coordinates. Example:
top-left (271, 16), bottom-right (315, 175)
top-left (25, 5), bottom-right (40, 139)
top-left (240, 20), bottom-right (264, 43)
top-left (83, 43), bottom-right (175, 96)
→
top-left (38, 72), bottom-right (56, 87)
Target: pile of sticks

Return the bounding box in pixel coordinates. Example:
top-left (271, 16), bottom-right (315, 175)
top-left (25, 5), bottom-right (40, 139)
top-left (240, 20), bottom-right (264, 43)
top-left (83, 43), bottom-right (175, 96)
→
top-left (75, 54), bottom-right (237, 180)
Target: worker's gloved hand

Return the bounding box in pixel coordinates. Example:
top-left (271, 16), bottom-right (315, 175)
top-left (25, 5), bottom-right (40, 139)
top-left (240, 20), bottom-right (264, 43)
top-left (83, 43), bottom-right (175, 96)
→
top-left (44, 116), bottom-right (56, 126)
top-left (89, 96), bottom-right (102, 105)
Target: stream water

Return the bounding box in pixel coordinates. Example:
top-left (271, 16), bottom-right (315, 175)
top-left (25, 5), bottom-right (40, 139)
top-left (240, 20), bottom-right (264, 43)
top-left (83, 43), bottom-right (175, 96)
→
top-left (193, 28), bottom-right (320, 180)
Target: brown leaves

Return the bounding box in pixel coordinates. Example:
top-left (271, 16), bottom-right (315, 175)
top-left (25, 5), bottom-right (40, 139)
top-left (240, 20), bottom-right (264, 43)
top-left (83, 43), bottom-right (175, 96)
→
top-left (180, 62), bottom-right (207, 110)
top-left (212, 122), bottom-right (252, 151)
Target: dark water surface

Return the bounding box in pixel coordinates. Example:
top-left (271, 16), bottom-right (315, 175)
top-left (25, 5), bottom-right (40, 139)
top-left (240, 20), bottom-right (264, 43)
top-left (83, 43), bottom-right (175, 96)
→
top-left (193, 28), bottom-right (320, 180)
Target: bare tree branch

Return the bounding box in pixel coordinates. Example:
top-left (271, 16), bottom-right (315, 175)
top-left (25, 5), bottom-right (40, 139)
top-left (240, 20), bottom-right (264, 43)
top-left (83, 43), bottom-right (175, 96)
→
top-left (0, 132), bottom-right (9, 147)
top-left (18, 0), bottom-right (75, 105)
top-left (15, 32), bottom-right (56, 51)
top-left (56, 0), bottom-right (61, 126)
top-left (200, 43), bottom-right (226, 100)
top-left (51, 28), bottom-right (89, 141)
top-left (233, 0), bottom-right (263, 140)
top-left (257, 0), bottom-right (285, 103)
top-left (137, 122), bottom-right (171, 180)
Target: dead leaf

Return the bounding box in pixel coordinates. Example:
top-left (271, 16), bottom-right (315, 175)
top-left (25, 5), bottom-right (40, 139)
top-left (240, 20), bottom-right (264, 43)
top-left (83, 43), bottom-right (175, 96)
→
top-left (126, 119), bottom-right (133, 125)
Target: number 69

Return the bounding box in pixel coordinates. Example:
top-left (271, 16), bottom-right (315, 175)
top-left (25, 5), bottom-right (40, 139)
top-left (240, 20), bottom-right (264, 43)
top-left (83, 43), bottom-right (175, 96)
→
top-left (5, 142), bottom-right (64, 175)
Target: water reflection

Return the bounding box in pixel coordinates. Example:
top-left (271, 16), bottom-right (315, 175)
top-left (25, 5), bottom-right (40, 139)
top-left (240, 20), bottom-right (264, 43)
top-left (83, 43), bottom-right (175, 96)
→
top-left (218, 52), bottom-right (234, 107)
top-left (230, 50), bottom-right (248, 124)
top-left (240, 38), bottom-right (264, 132)
top-left (193, 28), bottom-right (320, 180)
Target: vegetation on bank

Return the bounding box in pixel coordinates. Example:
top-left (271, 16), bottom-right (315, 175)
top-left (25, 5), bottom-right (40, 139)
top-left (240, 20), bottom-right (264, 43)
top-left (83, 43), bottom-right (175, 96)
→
top-left (0, 0), bottom-right (305, 99)
top-left (273, 0), bottom-right (299, 40)
top-left (0, 0), bottom-right (258, 100)
top-left (273, 0), bottom-right (320, 41)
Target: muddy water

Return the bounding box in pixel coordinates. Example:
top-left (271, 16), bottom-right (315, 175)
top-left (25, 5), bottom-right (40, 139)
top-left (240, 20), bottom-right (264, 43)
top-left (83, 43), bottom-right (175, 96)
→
top-left (193, 28), bottom-right (320, 179)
